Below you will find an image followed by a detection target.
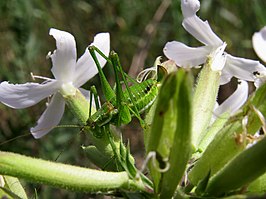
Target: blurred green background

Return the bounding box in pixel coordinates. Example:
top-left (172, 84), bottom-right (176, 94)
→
top-left (0, 0), bottom-right (266, 198)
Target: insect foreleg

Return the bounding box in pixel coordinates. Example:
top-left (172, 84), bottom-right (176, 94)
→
top-left (88, 46), bottom-right (115, 101)
top-left (110, 51), bottom-right (142, 125)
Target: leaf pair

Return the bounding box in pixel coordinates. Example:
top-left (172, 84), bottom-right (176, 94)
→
top-left (146, 69), bottom-right (193, 198)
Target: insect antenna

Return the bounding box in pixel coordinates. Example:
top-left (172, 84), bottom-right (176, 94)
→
top-left (0, 133), bottom-right (31, 146)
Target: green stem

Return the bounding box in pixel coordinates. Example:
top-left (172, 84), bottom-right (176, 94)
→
top-left (191, 62), bottom-right (220, 149)
top-left (83, 126), bottom-right (120, 159)
top-left (0, 151), bottom-right (145, 192)
top-left (61, 88), bottom-right (120, 167)
top-left (62, 88), bottom-right (92, 125)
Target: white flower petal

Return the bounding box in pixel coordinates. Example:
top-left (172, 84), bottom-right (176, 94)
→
top-left (74, 33), bottom-right (110, 87)
top-left (182, 16), bottom-right (223, 47)
top-left (224, 54), bottom-right (266, 82)
top-left (252, 26), bottom-right (266, 63)
top-left (254, 71), bottom-right (266, 88)
top-left (163, 41), bottom-right (211, 67)
top-left (49, 28), bottom-right (77, 82)
top-left (209, 43), bottom-right (227, 71)
top-left (181, 0), bottom-right (200, 18)
top-left (0, 80), bottom-right (59, 109)
top-left (31, 93), bottom-right (65, 139)
top-left (220, 70), bottom-right (233, 85)
top-left (214, 80), bottom-right (248, 117)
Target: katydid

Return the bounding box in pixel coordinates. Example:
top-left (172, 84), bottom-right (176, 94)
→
top-left (86, 46), bottom-right (160, 137)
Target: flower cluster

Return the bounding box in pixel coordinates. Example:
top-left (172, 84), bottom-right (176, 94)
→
top-left (163, 0), bottom-right (266, 117)
top-left (164, 0), bottom-right (266, 84)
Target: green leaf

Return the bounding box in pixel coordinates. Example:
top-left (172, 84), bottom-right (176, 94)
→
top-left (0, 175), bottom-right (28, 199)
top-left (147, 72), bottom-right (177, 152)
top-left (245, 83), bottom-right (266, 134)
top-left (247, 172), bottom-right (266, 193)
top-left (146, 72), bottom-right (178, 193)
top-left (188, 120), bottom-right (245, 186)
top-left (206, 136), bottom-right (266, 196)
top-left (195, 171), bottom-right (211, 195)
top-left (159, 70), bottom-right (193, 199)
top-left (146, 70), bottom-right (193, 197)
top-left (188, 83), bottom-right (266, 188)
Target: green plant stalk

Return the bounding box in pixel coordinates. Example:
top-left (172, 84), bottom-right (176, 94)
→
top-left (60, 88), bottom-right (122, 167)
top-left (197, 111), bottom-right (230, 155)
top-left (191, 61), bottom-right (220, 149)
top-left (206, 136), bottom-right (266, 196)
top-left (0, 151), bottom-right (145, 192)
top-left (60, 88), bottom-right (92, 125)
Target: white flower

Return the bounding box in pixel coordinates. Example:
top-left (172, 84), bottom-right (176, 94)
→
top-left (0, 28), bottom-right (110, 138)
top-left (164, 0), bottom-right (266, 85)
top-left (213, 80), bottom-right (249, 120)
top-left (253, 26), bottom-right (266, 63)
top-left (252, 26), bottom-right (266, 88)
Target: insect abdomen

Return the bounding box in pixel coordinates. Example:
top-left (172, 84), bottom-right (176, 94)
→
top-left (88, 79), bottom-right (158, 128)
top-left (125, 79), bottom-right (158, 113)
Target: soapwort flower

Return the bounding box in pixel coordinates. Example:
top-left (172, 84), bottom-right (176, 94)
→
top-left (252, 26), bottom-right (266, 88)
top-left (164, 0), bottom-right (266, 85)
top-left (0, 28), bottom-right (110, 138)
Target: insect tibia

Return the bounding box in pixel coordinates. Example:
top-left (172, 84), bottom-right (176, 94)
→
top-left (89, 45), bottom-right (111, 64)
top-left (89, 45), bottom-right (115, 101)
top-left (109, 51), bottom-right (121, 71)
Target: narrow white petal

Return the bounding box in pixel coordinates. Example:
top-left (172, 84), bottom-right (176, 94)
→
top-left (209, 43), bottom-right (227, 71)
top-left (254, 71), bottom-right (266, 88)
top-left (252, 26), bottom-right (266, 63)
top-left (214, 80), bottom-right (248, 117)
top-left (181, 0), bottom-right (200, 18)
top-left (220, 70), bottom-right (233, 85)
top-left (163, 41), bottom-right (211, 67)
top-left (224, 54), bottom-right (266, 82)
top-left (74, 33), bottom-right (110, 87)
top-left (49, 28), bottom-right (77, 82)
top-left (0, 80), bottom-right (59, 109)
top-left (182, 15), bottom-right (223, 47)
top-left (31, 93), bottom-right (65, 139)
